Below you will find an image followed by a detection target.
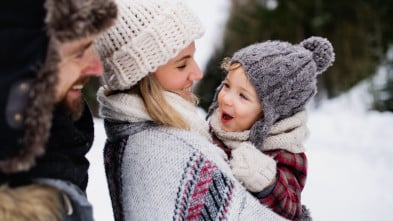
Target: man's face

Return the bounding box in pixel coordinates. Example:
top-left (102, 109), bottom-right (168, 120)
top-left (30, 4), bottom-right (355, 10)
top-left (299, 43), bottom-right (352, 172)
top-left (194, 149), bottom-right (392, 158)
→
top-left (56, 35), bottom-right (103, 118)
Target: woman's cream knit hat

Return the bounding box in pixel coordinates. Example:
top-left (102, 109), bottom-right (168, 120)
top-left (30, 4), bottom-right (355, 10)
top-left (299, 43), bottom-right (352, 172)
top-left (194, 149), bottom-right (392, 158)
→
top-left (95, 0), bottom-right (205, 91)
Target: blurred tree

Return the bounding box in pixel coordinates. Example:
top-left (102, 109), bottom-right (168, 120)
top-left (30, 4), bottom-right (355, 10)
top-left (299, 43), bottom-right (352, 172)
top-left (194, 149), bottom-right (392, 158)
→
top-left (373, 50), bottom-right (393, 112)
top-left (83, 77), bottom-right (101, 117)
top-left (380, 75), bottom-right (393, 112)
top-left (195, 0), bottom-right (393, 112)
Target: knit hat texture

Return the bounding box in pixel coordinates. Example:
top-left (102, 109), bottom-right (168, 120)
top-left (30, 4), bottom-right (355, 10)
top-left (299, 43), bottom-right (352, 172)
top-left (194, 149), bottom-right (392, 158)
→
top-left (208, 36), bottom-right (335, 150)
top-left (95, 0), bottom-right (205, 91)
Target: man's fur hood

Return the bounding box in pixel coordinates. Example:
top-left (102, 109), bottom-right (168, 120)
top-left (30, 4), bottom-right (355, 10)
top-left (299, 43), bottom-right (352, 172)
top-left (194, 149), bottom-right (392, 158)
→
top-left (0, 0), bottom-right (117, 173)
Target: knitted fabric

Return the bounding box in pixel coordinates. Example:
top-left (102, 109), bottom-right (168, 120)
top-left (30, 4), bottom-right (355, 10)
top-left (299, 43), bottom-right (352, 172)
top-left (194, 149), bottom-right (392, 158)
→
top-left (210, 109), bottom-right (307, 154)
top-left (95, 0), bottom-right (205, 91)
top-left (209, 110), bottom-right (276, 192)
top-left (97, 89), bottom-right (212, 142)
top-left (99, 92), bottom-right (287, 220)
top-left (262, 111), bottom-right (308, 153)
top-left (208, 36), bottom-right (334, 151)
top-left (173, 152), bottom-right (234, 220)
top-left (209, 109), bottom-right (309, 220)
top-left (103, 124), bottom-right (287, 220)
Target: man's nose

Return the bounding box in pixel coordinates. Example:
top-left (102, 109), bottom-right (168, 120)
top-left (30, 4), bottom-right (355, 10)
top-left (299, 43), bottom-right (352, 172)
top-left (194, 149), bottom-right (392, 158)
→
top-left (82, 48), bottom-right (104, 77)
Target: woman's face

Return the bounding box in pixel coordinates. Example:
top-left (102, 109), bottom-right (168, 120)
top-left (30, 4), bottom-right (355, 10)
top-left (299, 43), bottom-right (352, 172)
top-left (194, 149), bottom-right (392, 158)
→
top-left (153, 42), bottom-right (203, 101)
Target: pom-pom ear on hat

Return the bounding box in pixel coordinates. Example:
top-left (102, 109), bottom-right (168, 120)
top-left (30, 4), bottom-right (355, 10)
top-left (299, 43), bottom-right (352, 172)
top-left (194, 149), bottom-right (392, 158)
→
top-left (301, 36), bottom-right (335, 74)
top-left (208, 36), bottom-right (335, 151)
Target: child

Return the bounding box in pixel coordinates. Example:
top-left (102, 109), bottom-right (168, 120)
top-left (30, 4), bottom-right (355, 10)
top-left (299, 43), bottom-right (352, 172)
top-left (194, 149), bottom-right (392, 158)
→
top-left (207, 36), bottom-right (335, 220)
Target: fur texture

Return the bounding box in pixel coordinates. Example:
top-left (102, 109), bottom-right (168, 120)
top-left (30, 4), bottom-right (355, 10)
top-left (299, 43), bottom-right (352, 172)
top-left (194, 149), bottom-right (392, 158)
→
top-left (298, 205), bottom-right (313, 221)
top-left (0, 184), bottom-right (63, 221)
top-left (0, 0), bottom-right (117, 173)
top-left (45, 0), bottom-right (118, 43)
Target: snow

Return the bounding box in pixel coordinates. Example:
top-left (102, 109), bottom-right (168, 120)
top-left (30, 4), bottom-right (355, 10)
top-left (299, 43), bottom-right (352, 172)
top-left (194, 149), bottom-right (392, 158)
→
top-left (303, 97), bottom-right (393, 220)
top-left (86, 0), bottom-right (393, 220)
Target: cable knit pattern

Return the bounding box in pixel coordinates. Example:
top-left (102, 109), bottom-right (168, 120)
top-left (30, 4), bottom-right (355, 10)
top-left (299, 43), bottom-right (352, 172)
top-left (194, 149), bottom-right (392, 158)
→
top-left (94, 0), bottom-right (205, 91)
top-left (207, 37), bottom-right (334, 151)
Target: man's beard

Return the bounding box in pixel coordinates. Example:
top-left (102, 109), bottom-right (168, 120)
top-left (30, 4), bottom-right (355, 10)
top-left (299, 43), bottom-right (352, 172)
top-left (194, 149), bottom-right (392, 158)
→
top-left (58, 95), bottom-right (84, 121)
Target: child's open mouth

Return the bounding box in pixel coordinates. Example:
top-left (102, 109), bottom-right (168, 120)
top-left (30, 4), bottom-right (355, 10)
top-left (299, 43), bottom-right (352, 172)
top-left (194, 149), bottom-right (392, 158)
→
top-left (221, 112), bottom-right (233, 124)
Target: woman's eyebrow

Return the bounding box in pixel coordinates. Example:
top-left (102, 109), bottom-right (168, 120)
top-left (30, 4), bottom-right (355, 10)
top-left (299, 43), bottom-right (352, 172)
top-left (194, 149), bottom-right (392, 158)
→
top-left (174, 55), bottom-right (192, 63)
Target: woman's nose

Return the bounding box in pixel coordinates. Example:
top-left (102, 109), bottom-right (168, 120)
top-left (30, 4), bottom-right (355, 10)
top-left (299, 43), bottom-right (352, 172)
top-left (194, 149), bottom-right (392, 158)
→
top-left (189, 60), bottom-right (203, 81)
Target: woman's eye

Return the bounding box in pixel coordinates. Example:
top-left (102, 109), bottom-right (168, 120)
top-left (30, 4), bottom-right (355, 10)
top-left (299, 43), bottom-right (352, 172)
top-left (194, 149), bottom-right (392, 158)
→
top-left (177, 64), bottom-right (186, 69)
top-left (223, 82), bottom-right (230, 88)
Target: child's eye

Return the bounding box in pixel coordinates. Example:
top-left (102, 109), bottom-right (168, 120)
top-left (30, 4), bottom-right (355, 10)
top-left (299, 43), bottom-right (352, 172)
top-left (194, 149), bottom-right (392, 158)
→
top-left (223, 82), bottom-right (230, 88)
top-left (240, 93), bottom-right (249, 100)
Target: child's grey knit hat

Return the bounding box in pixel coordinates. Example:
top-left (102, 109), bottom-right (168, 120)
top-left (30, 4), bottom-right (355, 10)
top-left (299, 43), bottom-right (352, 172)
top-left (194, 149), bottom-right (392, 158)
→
top-left (208, 36), bottom-right (335, 150)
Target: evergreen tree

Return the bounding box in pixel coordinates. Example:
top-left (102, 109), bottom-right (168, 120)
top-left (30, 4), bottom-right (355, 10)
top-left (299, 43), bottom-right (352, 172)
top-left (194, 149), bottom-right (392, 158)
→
top-left (196, 0), bottom-right (393, 112)
top-left (83, 77), bottom-right (101, 117)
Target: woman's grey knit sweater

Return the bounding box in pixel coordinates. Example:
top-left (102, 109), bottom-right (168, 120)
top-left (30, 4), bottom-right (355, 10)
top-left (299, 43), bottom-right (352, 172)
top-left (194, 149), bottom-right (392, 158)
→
top-left (98, 89), bottom-right (287, 221)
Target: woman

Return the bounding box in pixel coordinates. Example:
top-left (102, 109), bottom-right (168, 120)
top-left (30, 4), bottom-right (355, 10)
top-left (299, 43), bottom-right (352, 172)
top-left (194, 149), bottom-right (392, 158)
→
top-left (95, 0), bottom-right (287, 220)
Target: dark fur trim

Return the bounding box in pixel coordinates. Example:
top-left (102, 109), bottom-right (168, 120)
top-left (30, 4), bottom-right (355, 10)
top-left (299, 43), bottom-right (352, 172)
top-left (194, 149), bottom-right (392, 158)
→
top-left (298, 205), bottom-right (313, 221)
top-left (0, 0), bottom-right (117, 173)
top-left (0, 41), bottom-right (59, 173)
top-left (45, 0), bottom-right (118, 42)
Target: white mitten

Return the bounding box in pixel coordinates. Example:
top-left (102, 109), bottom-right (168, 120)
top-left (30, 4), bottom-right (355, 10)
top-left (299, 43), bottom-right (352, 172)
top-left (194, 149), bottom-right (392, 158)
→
top-left (230, 143), bottom-right (277, 192)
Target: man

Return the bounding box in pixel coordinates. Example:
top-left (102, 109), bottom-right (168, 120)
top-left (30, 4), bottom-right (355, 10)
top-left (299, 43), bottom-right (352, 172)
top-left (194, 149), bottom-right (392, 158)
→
top-left (0, 0), bottom-right (117, 220)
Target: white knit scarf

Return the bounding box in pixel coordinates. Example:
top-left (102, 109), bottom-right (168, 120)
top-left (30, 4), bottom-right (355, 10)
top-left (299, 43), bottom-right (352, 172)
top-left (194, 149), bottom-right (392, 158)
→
top-left (97, 87), bottom-right (212, 141)
top-left (210, 109), bottom-right (308, 153)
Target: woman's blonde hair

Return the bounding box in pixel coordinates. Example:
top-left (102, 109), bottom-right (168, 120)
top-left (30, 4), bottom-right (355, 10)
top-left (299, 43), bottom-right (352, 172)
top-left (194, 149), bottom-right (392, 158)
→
top-left (133, 74), bottom-right (190, 130)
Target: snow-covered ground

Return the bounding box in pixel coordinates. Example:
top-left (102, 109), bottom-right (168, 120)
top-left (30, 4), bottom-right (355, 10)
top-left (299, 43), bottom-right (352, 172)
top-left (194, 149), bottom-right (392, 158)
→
top-left (86, 0), bottom-right (393, 220)
top-left (302, 84), bottom-right (393, 220)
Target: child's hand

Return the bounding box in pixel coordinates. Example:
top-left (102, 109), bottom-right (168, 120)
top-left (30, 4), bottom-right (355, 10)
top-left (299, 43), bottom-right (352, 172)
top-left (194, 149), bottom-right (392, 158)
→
top-left (230, 143), bottom-right (276, 192)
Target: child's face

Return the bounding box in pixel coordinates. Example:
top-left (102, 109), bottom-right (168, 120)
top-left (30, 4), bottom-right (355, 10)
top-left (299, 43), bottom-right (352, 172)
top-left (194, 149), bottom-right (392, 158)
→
top-left (153, 42), bottom-right (203, 102)
top-left (217, 66), bottom-right (263, 132)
